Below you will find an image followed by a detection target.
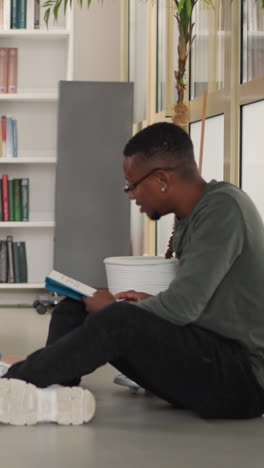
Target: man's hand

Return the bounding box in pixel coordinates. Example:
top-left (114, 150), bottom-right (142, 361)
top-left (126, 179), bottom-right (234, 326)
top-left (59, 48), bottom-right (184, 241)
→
top-left (114, 290), bottom-right (153, 302)
top-left (83, 290), bottom-right (116, 314)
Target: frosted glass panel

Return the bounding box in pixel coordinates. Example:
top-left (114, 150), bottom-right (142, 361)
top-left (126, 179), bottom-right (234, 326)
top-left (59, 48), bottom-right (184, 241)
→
top-left (242, 0), bottom-right (264, 83)
top-left (156, 0), bottom-right (166, 112)
top-left (190, 114), bottom-right (224, 182)
top-left (191, 1), bottom-right (225, 99)
top-left (241, 100), bottom-right (264, 219)
top-left (129, 0), bottom-right (148, 123)
top-left (173, 5), bottom-right (180, 103)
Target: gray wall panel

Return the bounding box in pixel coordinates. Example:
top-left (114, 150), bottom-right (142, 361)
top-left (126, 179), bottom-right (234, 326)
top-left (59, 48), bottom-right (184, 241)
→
top-left (54, 81), bottom-right (133, 288)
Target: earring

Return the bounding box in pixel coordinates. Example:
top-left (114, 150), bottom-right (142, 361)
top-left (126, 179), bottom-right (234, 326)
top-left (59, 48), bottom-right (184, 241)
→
top-left (161, 187), bottom-right (166, 192)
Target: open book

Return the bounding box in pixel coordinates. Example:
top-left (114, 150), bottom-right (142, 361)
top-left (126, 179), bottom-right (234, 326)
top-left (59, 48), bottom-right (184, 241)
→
top-left (45, 270), bottom-right (97, 302)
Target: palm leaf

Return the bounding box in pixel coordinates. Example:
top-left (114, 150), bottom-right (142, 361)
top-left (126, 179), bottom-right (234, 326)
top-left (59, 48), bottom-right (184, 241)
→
top-left (43, 0), bottom-right (94, 25)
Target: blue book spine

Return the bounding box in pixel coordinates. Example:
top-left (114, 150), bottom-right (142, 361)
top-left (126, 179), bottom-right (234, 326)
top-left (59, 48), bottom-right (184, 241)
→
top-left (6, 117), bottom-right (13, 158)
top-left (12, 119), bottom-right (17, 157)
top-left (18, 0), bottom-right (27, 29)
top-left (11, 0), bottom-right (18, 29)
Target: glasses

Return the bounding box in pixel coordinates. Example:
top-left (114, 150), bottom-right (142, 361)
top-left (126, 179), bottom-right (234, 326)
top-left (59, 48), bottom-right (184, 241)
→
top-left (123, 166), bottom-right (179, 193)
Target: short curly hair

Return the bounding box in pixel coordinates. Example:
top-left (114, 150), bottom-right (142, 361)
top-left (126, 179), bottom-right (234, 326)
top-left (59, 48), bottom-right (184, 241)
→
top-left (123, 122), bottom-right (197, 179)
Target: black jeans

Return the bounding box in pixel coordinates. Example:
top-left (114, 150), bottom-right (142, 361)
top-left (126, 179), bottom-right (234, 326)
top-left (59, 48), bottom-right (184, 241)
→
top-left (5, 298), bottom-right (264, 419)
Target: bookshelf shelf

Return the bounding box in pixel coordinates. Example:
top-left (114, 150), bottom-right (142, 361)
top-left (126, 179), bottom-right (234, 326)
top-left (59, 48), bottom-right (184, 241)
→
top-left (0, 30), bottom-right (70, 39)
top-left (0, 92), bottom-right (57, 101)
top-left (0, 222), bottom-right (55, 228)
top-left (0, 283), bottom-right (44, 289)
top-left (0, 157), bottom-right (56, 164)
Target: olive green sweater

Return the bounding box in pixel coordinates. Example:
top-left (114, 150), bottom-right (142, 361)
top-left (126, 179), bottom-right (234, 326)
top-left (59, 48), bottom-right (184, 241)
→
top-left (137, 180), bottom-right (264, 389)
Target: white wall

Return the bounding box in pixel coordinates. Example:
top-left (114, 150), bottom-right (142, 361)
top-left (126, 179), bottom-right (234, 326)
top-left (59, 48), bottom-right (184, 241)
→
top-left (190, 114), bottom-right (224, 182)
top-left (73, 0), bottom-right (121, 81)
top-left (241, 100), bottom-right (264, 219)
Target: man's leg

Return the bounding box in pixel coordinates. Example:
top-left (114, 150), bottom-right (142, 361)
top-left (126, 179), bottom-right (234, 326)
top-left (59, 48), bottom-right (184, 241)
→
top-left (47, 298), bottom-right (88, 386)
top-left (46, 298), bottom-right (88, 346)
top-left (3, 301), bottom-right (264, 419)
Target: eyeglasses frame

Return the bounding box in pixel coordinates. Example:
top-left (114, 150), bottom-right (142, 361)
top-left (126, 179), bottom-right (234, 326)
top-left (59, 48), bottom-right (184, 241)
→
top-left (123, 166), bottom-right (179, 193)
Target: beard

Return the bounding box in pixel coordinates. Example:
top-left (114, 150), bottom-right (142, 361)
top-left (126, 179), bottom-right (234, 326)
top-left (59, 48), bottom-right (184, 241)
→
top-left (149, 211), bottom-right (161, 221)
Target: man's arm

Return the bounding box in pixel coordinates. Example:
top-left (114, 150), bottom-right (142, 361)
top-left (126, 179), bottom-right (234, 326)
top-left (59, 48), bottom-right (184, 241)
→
top-left (135, 194), bottom-right (245, 325)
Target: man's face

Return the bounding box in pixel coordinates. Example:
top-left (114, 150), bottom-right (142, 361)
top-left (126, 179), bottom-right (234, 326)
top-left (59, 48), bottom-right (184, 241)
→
top-left (123, 156), bottom-right (171, 221)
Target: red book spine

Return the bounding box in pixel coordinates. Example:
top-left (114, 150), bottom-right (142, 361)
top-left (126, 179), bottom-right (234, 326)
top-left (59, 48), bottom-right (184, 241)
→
top-left (2, 174), bottom-right (10, 221)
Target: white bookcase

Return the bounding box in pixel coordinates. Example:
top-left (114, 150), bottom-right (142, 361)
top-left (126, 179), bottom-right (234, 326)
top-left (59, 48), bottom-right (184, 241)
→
top-left (0, 5), bottom-right (73, 305)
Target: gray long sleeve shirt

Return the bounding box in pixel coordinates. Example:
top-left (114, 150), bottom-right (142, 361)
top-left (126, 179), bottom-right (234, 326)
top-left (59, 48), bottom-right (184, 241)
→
top-left (137, 180), bottom-right (264, 389)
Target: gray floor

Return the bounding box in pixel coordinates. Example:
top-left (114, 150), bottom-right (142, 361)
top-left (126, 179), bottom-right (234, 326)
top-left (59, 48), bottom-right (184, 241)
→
top-left (1, 308), bottom-right (264, 468)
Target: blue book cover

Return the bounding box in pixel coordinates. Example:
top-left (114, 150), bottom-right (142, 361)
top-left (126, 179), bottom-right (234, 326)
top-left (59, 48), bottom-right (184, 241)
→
top-left (45, 270), bottom-right (97, 302)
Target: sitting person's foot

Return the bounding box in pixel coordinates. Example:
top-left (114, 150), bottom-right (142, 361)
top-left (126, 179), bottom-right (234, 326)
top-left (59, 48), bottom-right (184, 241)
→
top-left (0, 362), bottom-right (10, 378)
top-left (114, 373), bottom-right (141, 390)
top-left (0, 378), bottom-right (95, 426)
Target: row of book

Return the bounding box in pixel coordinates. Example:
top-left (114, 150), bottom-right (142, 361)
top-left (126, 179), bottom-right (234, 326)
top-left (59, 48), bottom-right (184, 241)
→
top-left (0, 0), bottom-right (40, 30)
top-left (0, 115), bottom-right (17, 157)
top-left (0, 174), bottom-right (29, 221)
top-left (0, 235), bottom-right (27, 283)
top-left (0, 47), bottom-right (17, 93)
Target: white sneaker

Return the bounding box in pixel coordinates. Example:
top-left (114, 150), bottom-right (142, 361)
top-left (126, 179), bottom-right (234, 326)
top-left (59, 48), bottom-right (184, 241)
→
top-left (0, 362), bottom-right (10, 378)
top-left (0, 378), bottom-right (96, 426)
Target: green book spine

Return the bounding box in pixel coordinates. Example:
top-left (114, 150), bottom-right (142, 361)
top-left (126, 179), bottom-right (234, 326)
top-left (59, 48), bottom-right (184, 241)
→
top-left (12, 241), bottom-right (21, 283)
top-left (8, 179), bottom-right (14, 221)
top-left (18, 0), bottom-right (27, 29)
top-left (18, 241), bottom-right (27, 283)
top-left (21, 178), bottom-right (29, 221)
top-left (13, 178), bottom-right (22, 221)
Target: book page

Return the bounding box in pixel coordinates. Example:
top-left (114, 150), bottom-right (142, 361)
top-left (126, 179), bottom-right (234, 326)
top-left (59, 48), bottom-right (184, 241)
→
top-left (48, 270), bottom-right (97, 297)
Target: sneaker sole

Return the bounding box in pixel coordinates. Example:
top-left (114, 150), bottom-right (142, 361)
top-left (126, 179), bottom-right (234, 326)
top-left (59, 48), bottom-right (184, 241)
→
top-left (0, 379), bottom-right (96, 426)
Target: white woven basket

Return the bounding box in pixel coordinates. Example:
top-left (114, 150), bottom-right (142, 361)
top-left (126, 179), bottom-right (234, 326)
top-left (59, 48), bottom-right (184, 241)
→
top-left (104, 256), bottom-right (178, 295)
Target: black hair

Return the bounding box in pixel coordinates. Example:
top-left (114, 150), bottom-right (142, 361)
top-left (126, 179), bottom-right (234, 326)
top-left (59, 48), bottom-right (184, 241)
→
top-left (124, 122), bottom-right (197, 178)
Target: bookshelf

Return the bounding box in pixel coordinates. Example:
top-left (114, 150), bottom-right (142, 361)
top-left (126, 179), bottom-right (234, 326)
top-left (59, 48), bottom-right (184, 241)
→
top-left (0, 157), bottom-right (56, 163)
top-left (0, 222), bottom-right (55, 227)
top-left (0, 3), bottom-right (73, 304)
top-left (0, 93), bottom-right (58, 101)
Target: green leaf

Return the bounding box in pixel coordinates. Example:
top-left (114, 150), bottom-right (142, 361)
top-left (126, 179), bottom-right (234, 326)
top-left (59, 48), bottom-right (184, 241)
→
top-left (44, 8), bottom-right (51, 27)
top-left (177, 0), bottom-right (186, 15)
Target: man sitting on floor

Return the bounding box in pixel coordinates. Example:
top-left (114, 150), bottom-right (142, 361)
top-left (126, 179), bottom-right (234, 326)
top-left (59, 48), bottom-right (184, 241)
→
top-left (1, 122), bottom-right (264, 425)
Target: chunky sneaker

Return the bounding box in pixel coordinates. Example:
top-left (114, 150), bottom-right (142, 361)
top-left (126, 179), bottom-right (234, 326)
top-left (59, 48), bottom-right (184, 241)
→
top-left (0, 378), bottom-right (96, 426)
top-left (0, 362), bottom-right (10, 378)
